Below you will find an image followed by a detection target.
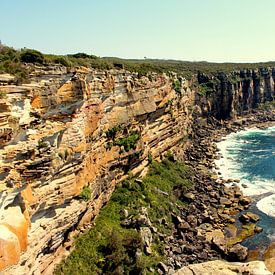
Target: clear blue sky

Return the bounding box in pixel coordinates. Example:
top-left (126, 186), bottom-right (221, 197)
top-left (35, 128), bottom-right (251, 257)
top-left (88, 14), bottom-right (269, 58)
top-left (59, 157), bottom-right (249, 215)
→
top-left (1, 0), bottom-right (275, 62)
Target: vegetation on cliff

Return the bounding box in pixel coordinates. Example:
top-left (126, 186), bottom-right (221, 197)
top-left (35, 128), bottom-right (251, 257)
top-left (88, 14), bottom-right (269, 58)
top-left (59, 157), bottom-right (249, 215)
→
top-left (1, 43), bottom-right (275, 82)
top-left (258, 99), bottom-right (275, 110)
top-left (55, 157), bottom-right (193, 274)
top-left (0, 45), bottom-right (29, 83)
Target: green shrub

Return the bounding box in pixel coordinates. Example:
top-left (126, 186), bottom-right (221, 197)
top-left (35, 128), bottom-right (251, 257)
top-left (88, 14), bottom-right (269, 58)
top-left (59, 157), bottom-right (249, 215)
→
top-left (20, 49), bottom-right (44, 64)
top-left (106, 126), bottom-right (120, 140)
top-left (37, 140), bottom-right (48, 149)
top-left (114, 132), bottom-right (140, 152)
top-left (0, 46), bottom-right (18, 62)
top-left (172, 79), bottom-right (181, 94)
top-left (148, 153), bottom-right (153, 164)
top-left (0, 46), bottom-right (29, 83)
top-left (197, 82), bottom-right (215, 96)
top-left (79, 186), bottom-right (92, 201)
top-left (105, 141), bottom-right (113, 150)
top-left (68, 53), bottom-right (98, 59)
top-left (0, 92), bottom-right (7, 99)
top-left (53, 56), bottom-right (71, 67)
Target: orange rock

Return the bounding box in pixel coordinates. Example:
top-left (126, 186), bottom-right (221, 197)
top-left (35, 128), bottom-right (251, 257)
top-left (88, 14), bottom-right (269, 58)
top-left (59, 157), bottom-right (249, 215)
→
top-left (21, 184), bottom-right (36, 205)
top-left (0, 225), bottom-right (21, 271)
top-left (31, 95), bottom-right (42, 109)
top-left (21, 185), bottom-right (36, 226)
top-left (2, 206), bottom-right (29, 251)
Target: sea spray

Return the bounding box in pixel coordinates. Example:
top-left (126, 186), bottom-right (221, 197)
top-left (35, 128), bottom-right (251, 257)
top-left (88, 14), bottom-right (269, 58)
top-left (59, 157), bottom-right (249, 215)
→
top-left (215, 125), bottom-right (275, 249)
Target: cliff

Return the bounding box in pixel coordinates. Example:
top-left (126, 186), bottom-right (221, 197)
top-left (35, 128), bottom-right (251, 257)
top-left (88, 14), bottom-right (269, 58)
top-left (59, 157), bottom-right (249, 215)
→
top-left (197, 67), bottom-right (275, 119)
top-left (0, 65), bottom-right (274, 274)
top-left (0, 66), bottom-right (195, 274)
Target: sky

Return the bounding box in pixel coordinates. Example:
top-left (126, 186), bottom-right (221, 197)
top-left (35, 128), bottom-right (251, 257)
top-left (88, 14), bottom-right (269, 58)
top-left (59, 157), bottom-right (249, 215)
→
top-left (1, 0), bottom-right (275, 62)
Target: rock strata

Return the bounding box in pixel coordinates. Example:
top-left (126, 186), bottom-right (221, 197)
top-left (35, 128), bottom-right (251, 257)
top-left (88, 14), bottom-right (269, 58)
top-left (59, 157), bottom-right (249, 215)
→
top-left (0, 66), bottom-right (195, 273)
top-left (0, 65), bottom-right (274, 274)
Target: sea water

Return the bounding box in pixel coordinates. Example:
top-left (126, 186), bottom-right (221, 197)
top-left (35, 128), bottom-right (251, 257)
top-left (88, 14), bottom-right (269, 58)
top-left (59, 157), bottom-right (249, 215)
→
top-left (215, 125), bottom-right (275, 251)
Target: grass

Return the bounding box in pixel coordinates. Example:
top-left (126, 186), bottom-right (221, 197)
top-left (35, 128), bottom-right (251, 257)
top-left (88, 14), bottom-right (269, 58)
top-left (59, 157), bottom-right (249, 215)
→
top-left (55, 158), bottom-right (193, 275)
top-left (79, 187), bottom-right (92, 201)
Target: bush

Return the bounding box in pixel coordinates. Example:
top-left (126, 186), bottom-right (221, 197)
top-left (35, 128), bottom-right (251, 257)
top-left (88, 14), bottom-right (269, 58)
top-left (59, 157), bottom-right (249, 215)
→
top-left (98, 230), bottom-right (142, 274)
top-left (79, 186), bottom-right (92, 201)
top-left (106, 126), bottom-right (120, 140)
top-left (172, 79), bottom-right (181, 94)
top-left (53, 56), bottom-right (71, 67)
top-left (0, 46), bottom-right (18, 62)
top-left (20, 49), bottom-right (44, 64)
top-left (114, 132), bottom-right (140, 152)
top-left (37, 139), bottom-right (48, 149)
top-left (0, 46), bottom-right (29, 83)
top-left (148, 153), bottom-right (153, 164)
top-left (197, 82), bottom-right (215, 96)
top-left (68, 52), bottom-right (97, 59)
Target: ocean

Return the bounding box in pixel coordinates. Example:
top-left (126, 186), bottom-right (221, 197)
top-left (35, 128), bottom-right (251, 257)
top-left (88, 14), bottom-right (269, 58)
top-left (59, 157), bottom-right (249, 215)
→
top-left (215, 125), bottom-right (275, 252)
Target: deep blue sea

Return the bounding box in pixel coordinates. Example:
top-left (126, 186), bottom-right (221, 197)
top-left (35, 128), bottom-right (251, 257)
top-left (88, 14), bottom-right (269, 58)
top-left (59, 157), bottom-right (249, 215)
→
top-left (215, 125), bottom-right (275, 252)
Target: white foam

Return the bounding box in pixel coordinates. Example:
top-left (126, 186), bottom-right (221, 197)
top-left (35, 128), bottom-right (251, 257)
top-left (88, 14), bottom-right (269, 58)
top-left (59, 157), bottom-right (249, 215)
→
top-left (214, 125), bottom-right (275, 217)
top-left (257, 194), bottom-right (275, 218)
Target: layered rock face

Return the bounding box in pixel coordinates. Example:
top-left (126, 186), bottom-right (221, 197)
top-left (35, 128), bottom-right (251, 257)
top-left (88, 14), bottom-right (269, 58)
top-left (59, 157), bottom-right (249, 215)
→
top-left (0, 66), bottom-right (195, 274)
top-left (198, 68), bottom-right (275, 119)
top-left (0, 65), bottom-right (274, 274)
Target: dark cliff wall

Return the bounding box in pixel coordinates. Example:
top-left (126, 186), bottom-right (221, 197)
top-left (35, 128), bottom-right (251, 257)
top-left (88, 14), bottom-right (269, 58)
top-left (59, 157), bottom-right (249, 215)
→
top-left (197, 68), bottom-right (275, 119)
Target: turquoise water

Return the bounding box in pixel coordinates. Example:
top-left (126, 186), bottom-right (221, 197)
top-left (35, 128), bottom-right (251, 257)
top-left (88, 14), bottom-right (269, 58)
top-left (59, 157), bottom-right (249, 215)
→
top-left (215, 125), bottom-right (275, 250)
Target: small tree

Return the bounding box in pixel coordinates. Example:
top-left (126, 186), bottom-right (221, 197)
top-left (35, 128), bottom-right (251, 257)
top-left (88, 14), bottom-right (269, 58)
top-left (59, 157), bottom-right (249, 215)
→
top-left (20, 49), bottom-right (44, 64)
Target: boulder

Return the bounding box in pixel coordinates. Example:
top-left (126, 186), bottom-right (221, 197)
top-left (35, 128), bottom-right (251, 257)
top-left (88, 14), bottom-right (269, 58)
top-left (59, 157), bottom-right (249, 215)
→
top-left (239, 196), bottom-right (252, 205)
top-left (246, 212), bottom-right (260, 222)
top-left (220, 197), bottom-right (232, 206)
top-left (178, 221), bottom-right (191, 231)
top-left (174, 260), bottom-right (272, 275)
top-left (239, 213), bottom-right (250, 223)
top-left (239, 212), bottom-right (259, 223)
top-left (186, 215), bottom-right (197, 226)
top-left (140, 227), bottom-right (152, 247)
top-left (184, 192), bottom-right (195, 201)
top-left (158, 262), bottom-right (169, 274)
top-left (227, 244), bottom-right (248, 261)
top-left (264, 242), bottom-right (275, 273)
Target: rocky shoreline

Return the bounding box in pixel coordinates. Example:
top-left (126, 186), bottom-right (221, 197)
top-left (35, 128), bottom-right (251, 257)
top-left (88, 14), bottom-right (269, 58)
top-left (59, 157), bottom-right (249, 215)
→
top-left (52, 108), bottom-right (275, 275)
top-left (162, 108), bottom-right (275, 273)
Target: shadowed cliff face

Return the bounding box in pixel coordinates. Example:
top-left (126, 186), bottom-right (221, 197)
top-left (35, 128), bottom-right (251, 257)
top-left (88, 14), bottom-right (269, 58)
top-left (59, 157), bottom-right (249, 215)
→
top-left (0, 66), bottom-right (195, 274)
top-left (0, 65), bottom-right (274, 274)
top-left (197, 68), bottom-right (275, 119)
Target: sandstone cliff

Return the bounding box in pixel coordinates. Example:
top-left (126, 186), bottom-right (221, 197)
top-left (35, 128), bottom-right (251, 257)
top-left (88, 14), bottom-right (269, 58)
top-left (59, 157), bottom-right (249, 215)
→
top-left (0, 66), bottom-right (195, 274)
top-left (0, 65), bottom-right (274, 274)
